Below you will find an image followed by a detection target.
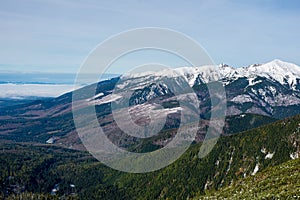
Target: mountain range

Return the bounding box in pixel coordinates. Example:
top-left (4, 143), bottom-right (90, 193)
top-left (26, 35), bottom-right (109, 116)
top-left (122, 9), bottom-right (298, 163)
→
top-left (1, 59), bottom-right (300, 149)
top-left (110, 59), bottom-right (300, 118)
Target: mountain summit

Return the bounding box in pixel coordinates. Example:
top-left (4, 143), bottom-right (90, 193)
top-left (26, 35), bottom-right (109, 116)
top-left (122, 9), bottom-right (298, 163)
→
top-left (189, 59), bottom-right (300, 90)
top-left (237, 59), bottom-right (300, 89)
top-left (120, 59), bottom-right (300, 90)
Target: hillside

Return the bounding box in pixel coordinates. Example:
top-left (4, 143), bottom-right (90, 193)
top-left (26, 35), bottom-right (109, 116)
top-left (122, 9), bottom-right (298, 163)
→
top-left (1, 113), bottom-right (300, 199)
top-left (5, 158), bottom-right (300, 199)
top-left (197, 158), bottom-right (300, 199)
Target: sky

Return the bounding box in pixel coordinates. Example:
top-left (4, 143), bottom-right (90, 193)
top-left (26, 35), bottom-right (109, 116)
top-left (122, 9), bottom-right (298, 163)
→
top-left (0, 0), bottom-right (300, 74)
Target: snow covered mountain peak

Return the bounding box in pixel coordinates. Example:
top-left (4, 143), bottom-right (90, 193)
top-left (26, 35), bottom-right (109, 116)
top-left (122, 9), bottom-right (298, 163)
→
top-left (263, 59), bottom-right (300, 75)
top-left (119, 59), bottom-right (300, 91)
top-left (243, 59), bottom-right (300, 74)
top-left (236, 59), bottom-right (300, 88)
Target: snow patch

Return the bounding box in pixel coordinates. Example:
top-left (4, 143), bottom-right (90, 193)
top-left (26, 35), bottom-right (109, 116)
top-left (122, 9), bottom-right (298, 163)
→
top-left (46, 137), bottom-right (57, 144)
top-left (87, 92), bottom-right (104, 101)
top-left (92, 94), bottom-right (122, 105)
top-left (269, 86), bottom-right (276, 94)
top-left (251, 163), bottom-right (259, 176)
top-left (290, 152), bottom-right (299, 160)
top-left (261, 148), bottom-right (267, 154)
top-left (265, 152), bottom-right (275, 159)
top-left (248, 77), bottom-right (262, 86)
top-left (231, 94), bottom-right (252, 103)
top-left (226, 150), bottom-right (234, 173)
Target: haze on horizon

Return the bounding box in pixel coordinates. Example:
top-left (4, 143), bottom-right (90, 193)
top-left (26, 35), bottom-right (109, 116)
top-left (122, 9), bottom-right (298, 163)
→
top-left (0, 0), bottom-right (299, 74)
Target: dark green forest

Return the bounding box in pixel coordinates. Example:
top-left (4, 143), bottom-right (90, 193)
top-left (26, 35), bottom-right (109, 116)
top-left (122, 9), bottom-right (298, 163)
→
top-left (1, 113), bottom-right (300, 199)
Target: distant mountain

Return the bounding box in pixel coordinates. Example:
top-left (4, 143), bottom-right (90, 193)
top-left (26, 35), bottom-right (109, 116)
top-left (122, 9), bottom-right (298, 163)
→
top-left (109, 59), bottom-right (300, 118)
top-left (0, 59), bottom-right (300, 149)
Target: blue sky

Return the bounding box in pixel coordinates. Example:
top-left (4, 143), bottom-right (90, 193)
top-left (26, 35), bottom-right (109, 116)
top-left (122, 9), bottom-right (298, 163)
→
top-left (0, 0), bottom-right (299, 74)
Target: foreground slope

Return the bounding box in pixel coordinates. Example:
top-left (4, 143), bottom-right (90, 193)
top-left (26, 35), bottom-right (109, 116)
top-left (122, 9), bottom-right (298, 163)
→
top-left (4, 158), bottom-right (300, 199)
top-left (197, 158), bottom-right (300, 199)
top-left (1, 112), bottom-right (300, 199)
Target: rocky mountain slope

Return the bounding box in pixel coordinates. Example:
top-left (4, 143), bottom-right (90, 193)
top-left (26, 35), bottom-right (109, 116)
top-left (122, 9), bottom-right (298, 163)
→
top-left (113, 59), bottom-right (300, 117)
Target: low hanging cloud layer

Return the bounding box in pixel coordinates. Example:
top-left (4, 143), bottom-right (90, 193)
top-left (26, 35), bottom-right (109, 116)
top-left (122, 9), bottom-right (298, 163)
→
top-left (0, 84), bottom-right (80, 99)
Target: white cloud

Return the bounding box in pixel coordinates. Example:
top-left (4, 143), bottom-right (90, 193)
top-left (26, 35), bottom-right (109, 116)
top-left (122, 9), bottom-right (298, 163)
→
top-left (0, 84), bottom-right (80, 99)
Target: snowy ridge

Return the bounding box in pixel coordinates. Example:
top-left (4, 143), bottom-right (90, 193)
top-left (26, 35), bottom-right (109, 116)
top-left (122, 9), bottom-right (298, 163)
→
top-left (87, 59), bottom-right (300, 118)
top-left (195, 59), bottom-right (300, 88)
top-left (237, 59), bottom-right (300, 89)
top-left (120, 59), bottom-right (300, 90)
